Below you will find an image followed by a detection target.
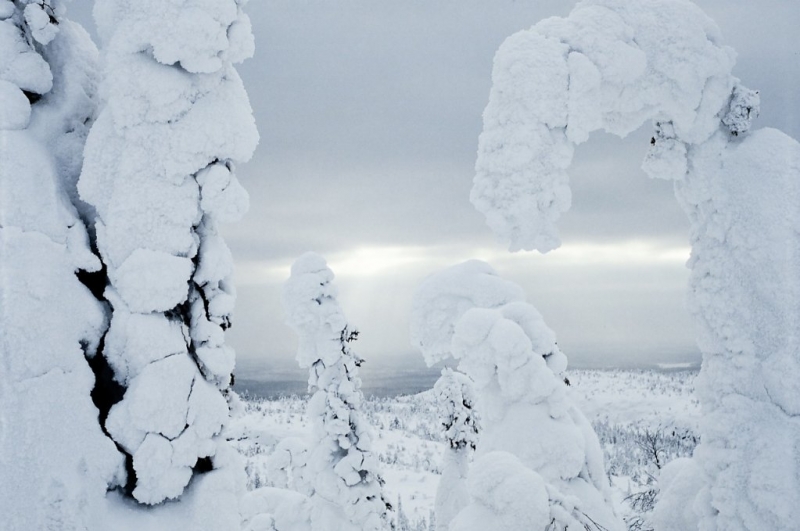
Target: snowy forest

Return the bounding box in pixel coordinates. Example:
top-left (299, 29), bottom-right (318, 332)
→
top-left (1, 0), bottom-right (799, 530)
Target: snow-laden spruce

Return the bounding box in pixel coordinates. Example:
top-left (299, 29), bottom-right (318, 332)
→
top-left (472, 1), bottom-right (800, 529)
top-left (77, 0), bottom-right (258, 517)
top-left (411, 261), bottom-right (623, 531)
top-left (432, 368), bottom-right (479, 531)
top-left (282, 252), bottom-right (394, 531)
top-left (0, 2), bottom-right (125, 528)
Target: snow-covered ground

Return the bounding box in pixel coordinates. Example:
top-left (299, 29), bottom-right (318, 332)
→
top-left (569, 369), bottom-right (699, 429)
top-left (229, 369), bottom-right (699, 530)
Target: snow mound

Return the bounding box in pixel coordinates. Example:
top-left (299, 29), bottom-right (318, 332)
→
top-left (450, 451), bottom-right (550, 531)
top-left (0, 79), bottom-right (30, 129)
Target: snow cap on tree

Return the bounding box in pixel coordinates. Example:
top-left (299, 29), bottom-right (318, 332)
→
top-left (283, 251), bottom-right (348, 371)
top-left (410, 260), bottom-right (525, 366)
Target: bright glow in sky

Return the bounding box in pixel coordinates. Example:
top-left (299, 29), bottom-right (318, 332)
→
top-left (66, 0), bottom-right (800, 376)
top-left (237, 240), bottom-right (690, 286)
top-left (230, 239), bottom-right (695, 376)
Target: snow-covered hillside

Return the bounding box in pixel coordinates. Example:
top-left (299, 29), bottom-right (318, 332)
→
top-left (230, 369), bottom-right (699, 531)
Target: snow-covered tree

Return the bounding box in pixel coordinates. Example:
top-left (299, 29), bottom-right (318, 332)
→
top-left (432, 368), bottom-right (479, 531)
top-left (396, 497), bottom-right (411, 531)
top-left (0, 1), bottom-right (125, 528)
top-left (411, 261), bottom-right (623, 531)
top-left (470, 1), bottom-right (800, 529)
top-left (77, 0), bottom-right (258, 519)
top-left (283, 252), bottom-right (394, 531)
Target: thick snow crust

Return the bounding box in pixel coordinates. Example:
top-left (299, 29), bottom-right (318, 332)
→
top-left (78, 0), bottom-right (258, 510)
top-left (411, 261), bottom-right (622, 531)
top-left (473, 1), bottom-right (800, 529)
top-left (0, 3), bottom-right (124, 529)
top-left (282, 253), bottom-right (394, 531)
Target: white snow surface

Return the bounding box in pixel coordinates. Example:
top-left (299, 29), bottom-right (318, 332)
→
top-left (450, 451), bottom-right (550, 531)
top-left (112, 249), bottom-right (194, 313)
top-left (651, 458), bottom-right (707, 531)
top-left (99, 445), bottom-right (248, 531)
top-left (24, 2), bottom-right (58, 45)
top-left (0, 227), bottom-right (124, 530)
top-left (0, 78), bottom-right (30, 129)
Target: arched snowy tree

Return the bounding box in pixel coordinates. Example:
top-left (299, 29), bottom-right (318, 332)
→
top-left (77, 0), bottom-right (258, 521)
top-left (432, 368), bottom-right (479, 531)
top-left (0, 1), bottom-right (125, 528)
top-left (411, 261), bottom-right (623, 531)
top-left (283, 252), bottom-right (394, 531)
top-left (471, 1), bottom-right (800, 529)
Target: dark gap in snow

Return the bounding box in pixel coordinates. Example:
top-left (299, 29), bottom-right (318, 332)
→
top-left (72, 203), bottom-right (136, 495)
top-left (165, 297), bottom-right (192, 324)
top-left (85, 336), bottom-right (126, 416)
top-left (76, 262), bottom-right (108, 301)
top-left (85, 334), bottom-right (137, 497)
top-left (167, 295), bottom-right (208, 379)
top-left (193, 456), bottom-right (213, 474)
top-left (22, 90), bottom-right (42, 104)
top-left (182, 379), bottom-right (197, 431)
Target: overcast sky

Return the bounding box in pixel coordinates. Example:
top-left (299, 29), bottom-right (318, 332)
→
top-left (70, 1), bottom-right (800, 377)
